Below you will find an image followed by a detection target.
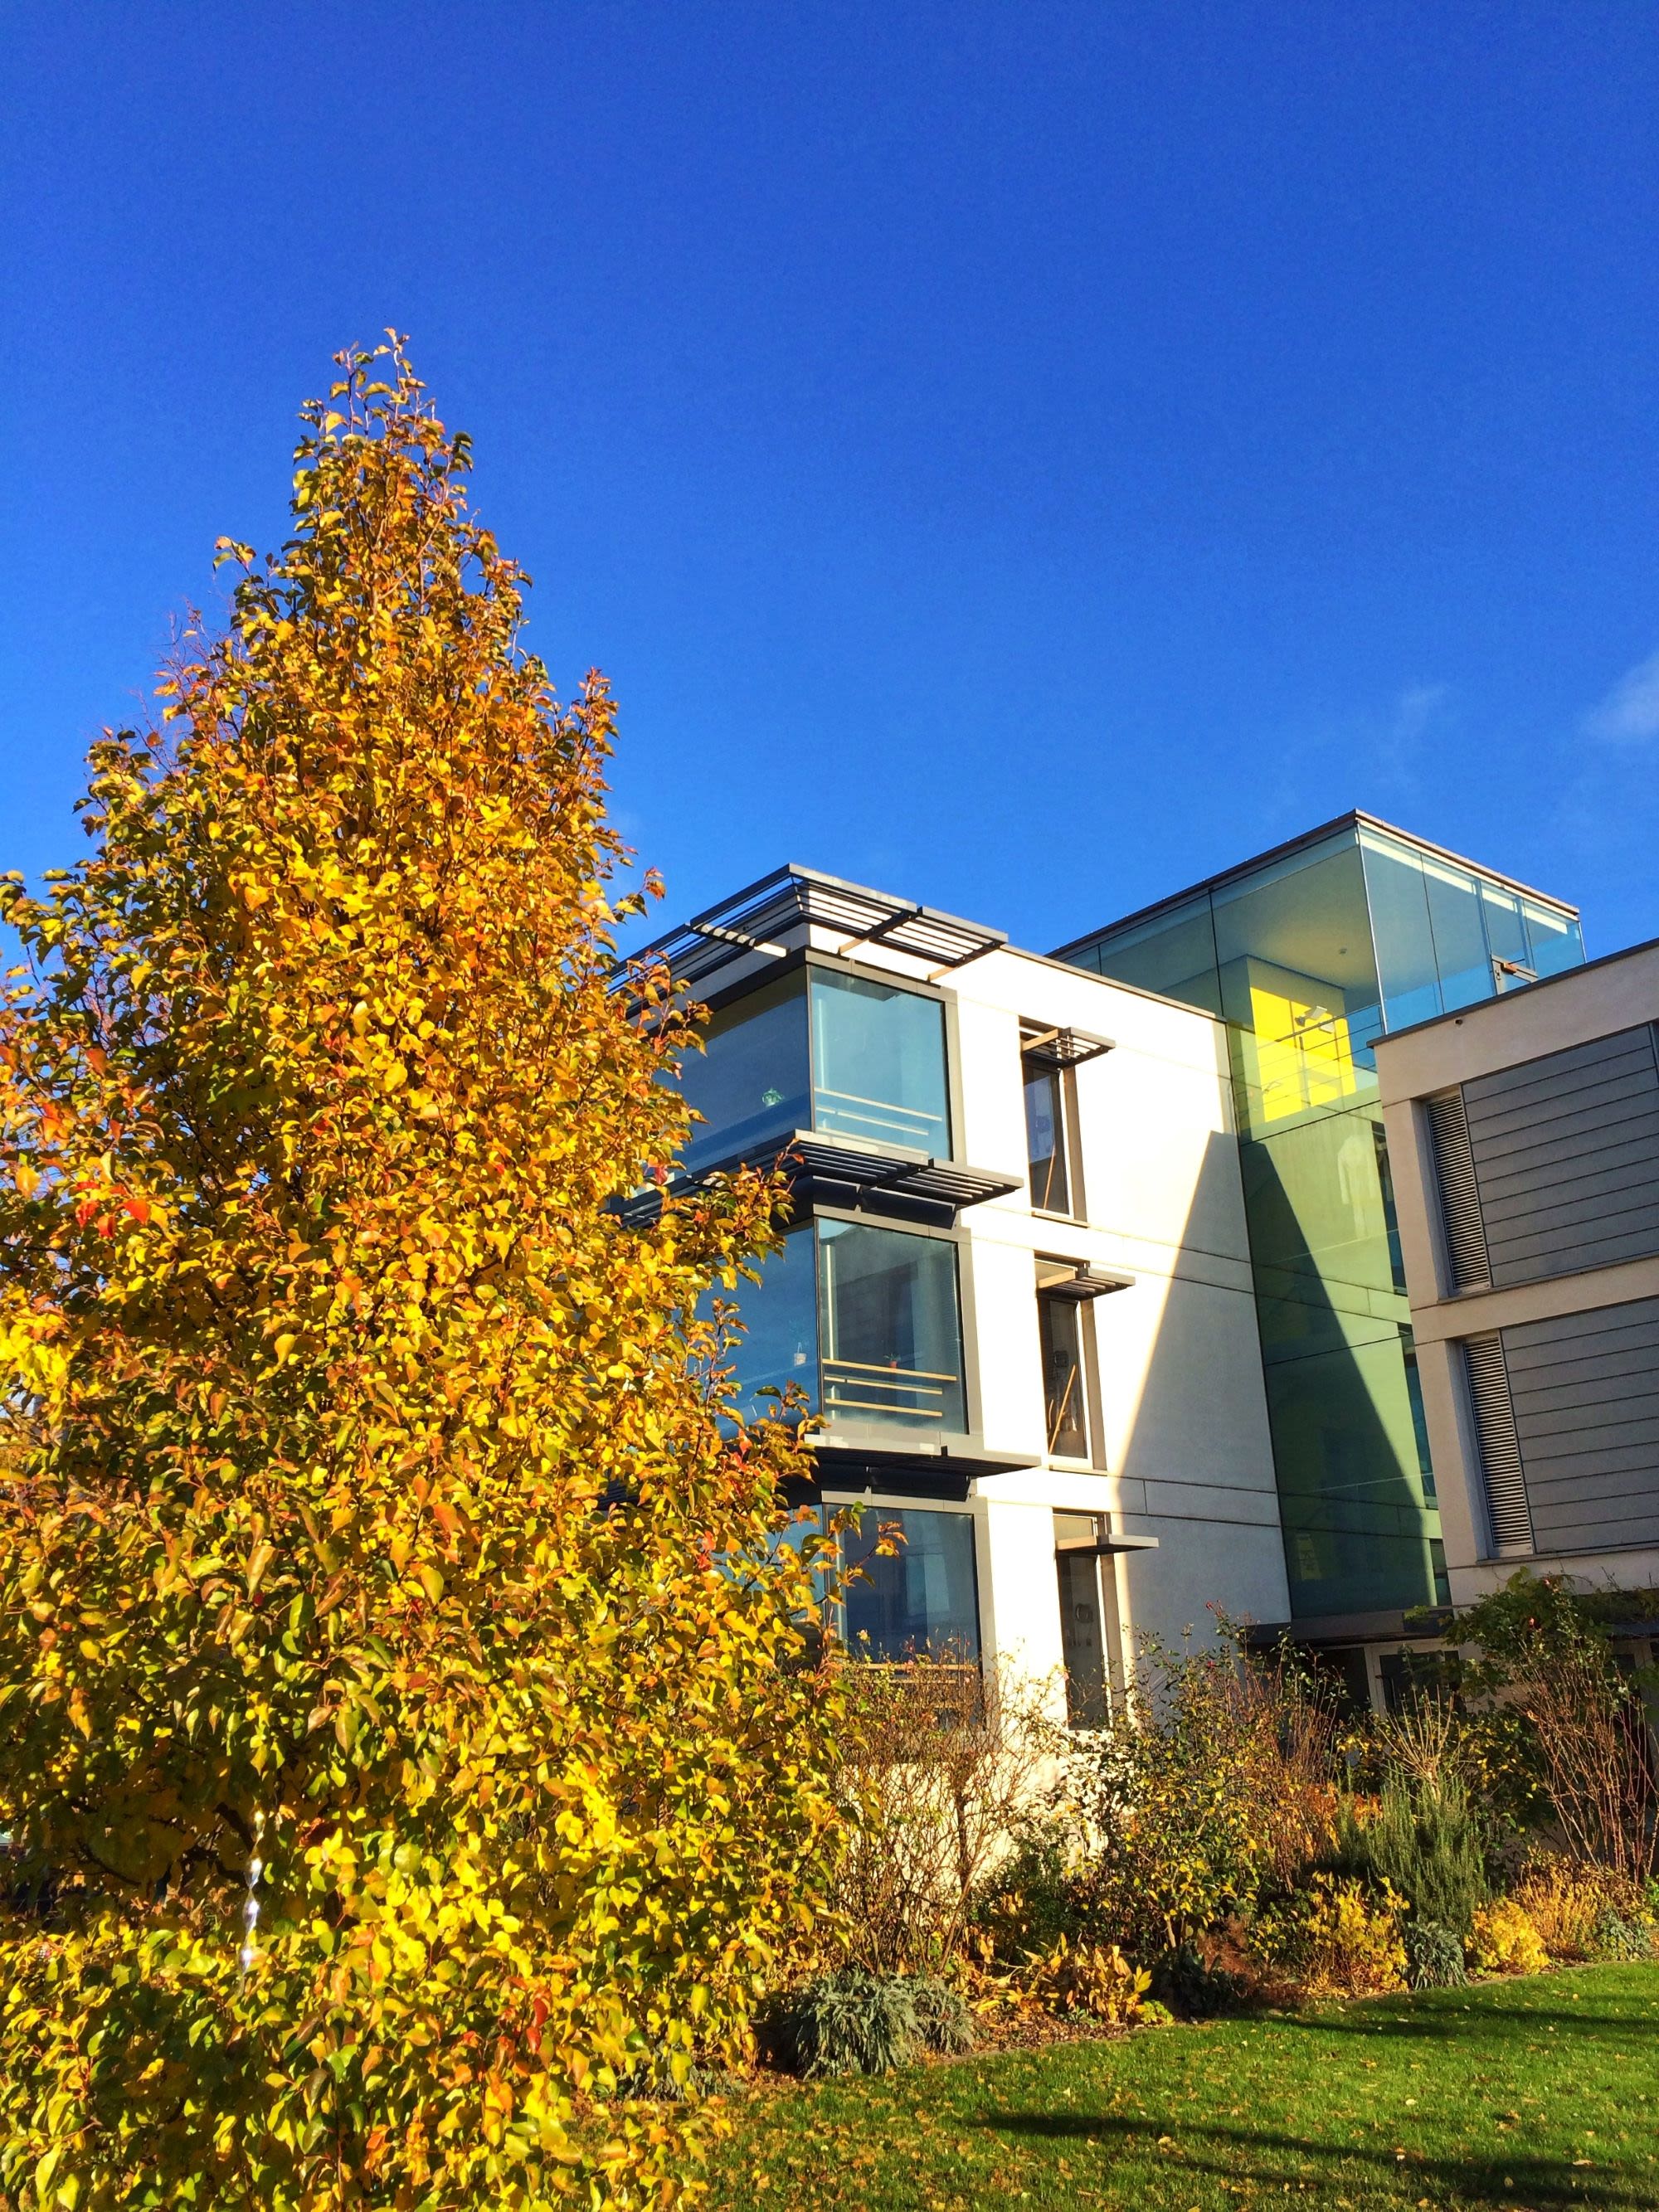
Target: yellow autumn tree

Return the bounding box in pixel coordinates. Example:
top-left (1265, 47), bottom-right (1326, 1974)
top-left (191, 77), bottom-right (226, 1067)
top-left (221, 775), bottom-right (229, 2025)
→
top-left (0, 341), bottom-right (842, 2209)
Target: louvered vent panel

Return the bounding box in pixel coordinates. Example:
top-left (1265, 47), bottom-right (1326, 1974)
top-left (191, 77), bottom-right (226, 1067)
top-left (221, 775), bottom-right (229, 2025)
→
top-left (1463, 1334), bottom-right (1533, 1558)
top-left (1428, 1090), bottom-right (1491, 1290)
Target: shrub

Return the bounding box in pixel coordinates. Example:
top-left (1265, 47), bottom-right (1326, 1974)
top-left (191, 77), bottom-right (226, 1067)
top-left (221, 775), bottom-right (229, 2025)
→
top-left (1065, 1633), bottom-right (1340, 1956)
top-left (1148, 1941), bottom-right (1248, 2019)
top-left (1020, 1935), bottom-right (1151, 2025)
top-left (1587, 1908), bottom-right (1656, 1963)
top-left (834, 1658), bottom-right (1062, 1974)
top-left (1403, 1918), bottom-right (1468, 1990)
top-left (1335, 1770), bottom-right (1488, 1935)
top-left (1469, 1898), bottom-right (1549, 1976)
top-left (1512, 1855), bottom-right (1651, 1961)
top-left (1453, 1573), bottom-right (1658, 1889)
top-left (768, 1970), bottom-right (973, 2078)
top-left (972, 1822), bottom-right (1084, 1960)
top-left (1251, 1874), bottom-right (1407, 1996)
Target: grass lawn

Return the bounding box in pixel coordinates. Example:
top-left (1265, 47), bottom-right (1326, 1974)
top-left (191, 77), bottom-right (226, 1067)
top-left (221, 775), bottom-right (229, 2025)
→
top-left (704, 1965), bottom-right (1659, 2210)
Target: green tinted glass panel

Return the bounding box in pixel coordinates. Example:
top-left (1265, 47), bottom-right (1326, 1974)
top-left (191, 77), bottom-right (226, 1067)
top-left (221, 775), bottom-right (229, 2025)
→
top-left (1423, 857), bottom-right (1491, 1012)
top-left (1267, 1321), bottom-right (1443, 1617)
top-left (1520, 900), bottom-right (1585, 979)
top-left (1077, 893), bottom-right (1222, 1015)
top-left (1360, 834), bottom-right (1443, 1031)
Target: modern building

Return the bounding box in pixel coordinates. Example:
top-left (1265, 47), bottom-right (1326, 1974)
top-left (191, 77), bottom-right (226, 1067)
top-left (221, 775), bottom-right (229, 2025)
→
top-left (1374, 936), bottom-right (1659, 1672)
top-left (634, 817), bottom-right (1608, 1715)
top-left (1053, 814), bottom-right (1586, 1698)
top-left (629, 864), bottom-right (1287, 1718)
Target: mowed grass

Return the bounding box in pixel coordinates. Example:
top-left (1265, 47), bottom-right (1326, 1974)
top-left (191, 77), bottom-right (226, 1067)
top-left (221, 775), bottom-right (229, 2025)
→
top-left (703, 1965), bottom-right (1659, 2210)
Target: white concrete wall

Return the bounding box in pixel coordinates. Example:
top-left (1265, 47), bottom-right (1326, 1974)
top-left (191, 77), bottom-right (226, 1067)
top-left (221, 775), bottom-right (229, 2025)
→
top-left (830, 936), bottom-right (1288, 1681)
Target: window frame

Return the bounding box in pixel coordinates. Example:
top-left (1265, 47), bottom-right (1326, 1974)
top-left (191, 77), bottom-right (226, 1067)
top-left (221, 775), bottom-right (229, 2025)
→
top-left (1020, 1026), bottom-right (1086, 1220)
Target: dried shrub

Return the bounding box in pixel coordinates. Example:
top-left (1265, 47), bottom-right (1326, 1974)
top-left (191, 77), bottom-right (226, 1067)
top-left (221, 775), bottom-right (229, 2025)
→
top-left (832, 1655), bottom-right (1063, 1974)
top-left (1455, 1574), bottom-right (1657, 1889)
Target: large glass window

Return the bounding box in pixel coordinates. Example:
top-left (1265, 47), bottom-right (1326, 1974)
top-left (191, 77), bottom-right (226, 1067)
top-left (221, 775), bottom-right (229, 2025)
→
top-left (1423, 858), bottom-right (1491, 1014)
top-left (1358, 832), bottom-right (1443, 1033)
top-left (718, 1218), bottom-right (968, 1437)
top-left (840, 1506), bottom-right (980, 1660)
top-left (1072, 893), bottom-right (1222, 1016)
top-left (810, 970), bottom-right (951, 1154)
top-left (1212, 836), bottom-right (1382, 1135)
top-left (679, 965), bottom-right (950, 1170)
top-left (717, 1225), bottom-right (820, 1421)
top-left (679, 972), bottom-right (810, 1173)
top-left (1024, 1062), bottom-right (1071, 1213)
top-left (818, 1218), bottom-right (966, 1432)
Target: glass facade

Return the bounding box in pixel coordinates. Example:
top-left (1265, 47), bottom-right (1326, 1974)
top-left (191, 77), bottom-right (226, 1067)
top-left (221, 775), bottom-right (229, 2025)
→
top-left (1064, 819), bottom-right (1584, 1621)
top-left (679, 965), bottom-right (951, 1171)
top-left (722, 1218), bottom-right (967, 1437)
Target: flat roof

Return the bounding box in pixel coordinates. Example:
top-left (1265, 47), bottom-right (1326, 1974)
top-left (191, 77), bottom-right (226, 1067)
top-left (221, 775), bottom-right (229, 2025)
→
top-left (1050, 808), bottom-right (1579, 960)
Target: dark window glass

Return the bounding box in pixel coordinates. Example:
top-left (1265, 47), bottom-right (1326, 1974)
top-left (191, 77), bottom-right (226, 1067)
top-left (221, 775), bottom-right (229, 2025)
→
top-left (1039, 1293), bottom-right (1090, 1458)
top-left (1056, 1542), bottom-right (1110, 1727)
top-left (1024, 1064), bottom-right (1070, 1213)
top-left (818, 1219), bottom-right (965, 1432)
top-left (841, 1507), bottom-right (980, 1661)
top-left (679, 971), bottom-right (809, 1172)
top-left (810, 970), bottom-right (950, 1155)
top-left (714, 1224), bottom-right (819, 1420)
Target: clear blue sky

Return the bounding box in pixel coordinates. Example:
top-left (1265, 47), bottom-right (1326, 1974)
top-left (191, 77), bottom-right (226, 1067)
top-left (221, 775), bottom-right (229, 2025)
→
top-left (5, 3), bottom-right (1657, 960)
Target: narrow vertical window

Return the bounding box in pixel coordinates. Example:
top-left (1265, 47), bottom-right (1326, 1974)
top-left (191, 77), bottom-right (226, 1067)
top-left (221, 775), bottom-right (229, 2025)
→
top-left (1053, 1513), bottom-right (1116, 1728)
top-left (1038, 1291), bottom-right (1090, 1459)
top-left (1024, 1060), bottom-right (1070, 1214)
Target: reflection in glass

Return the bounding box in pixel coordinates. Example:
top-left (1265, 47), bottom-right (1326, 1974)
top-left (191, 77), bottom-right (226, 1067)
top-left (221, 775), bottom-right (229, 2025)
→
top-left (1360, 834), bottom-right (1443, 1032)
top-left (810, 970), bottom-right (950, 1154)
top-left (1039, 1293), bottom-right (1090, 1457)
top-left (1024, 1063), bottom-right (1070, 1213)
top-left (1073, 893), bottom-right (1223, 1015)
top-left (1479, 882), bottom-right (1532, 983)
top-left (1062, 818), bottom-right (1584, 1622)
top-left (716, 1225), bottom-right (819, 1420)
top-left (840, 1506), bottom-right (980, 1660)
top-left (1520, 900), bottom-right (1585, 979)
top-left (679, 972), bottom-right (809, 1172)
top-left (818, 1219), bottom-right (966, 1432)
top-left (1423, 858), bottom-right (1491, 1013)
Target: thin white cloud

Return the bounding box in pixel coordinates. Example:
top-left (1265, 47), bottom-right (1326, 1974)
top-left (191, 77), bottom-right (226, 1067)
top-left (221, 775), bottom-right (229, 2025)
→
top-left (1582, 647), bottom-right (1659, 744)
